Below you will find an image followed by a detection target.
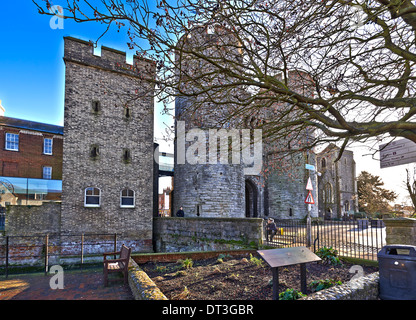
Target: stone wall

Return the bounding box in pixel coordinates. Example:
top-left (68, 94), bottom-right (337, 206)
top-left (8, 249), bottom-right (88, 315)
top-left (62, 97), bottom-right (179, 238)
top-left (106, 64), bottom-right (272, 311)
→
top-left (153, 217), bottom-right (263, 252)
top-left (266, 152), bottom-right (319, 219)
top-left (61, 37), bottom-right (155, 252)
top-left (302, 272), bottom-right (379, 300)
top-left (128, 258), bottom-right (168, 300)
top-left (384, 218), bottom-right (416, 245)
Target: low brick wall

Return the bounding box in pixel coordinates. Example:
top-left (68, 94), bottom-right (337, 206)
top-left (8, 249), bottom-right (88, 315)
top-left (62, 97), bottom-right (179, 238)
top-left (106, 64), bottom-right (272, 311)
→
top-left (6, 202), bottom-right (62, 236)
top-left (302, 272), bottom-right (379, 300)
top-left (153, 217), bottom-right (263, 252)
top-left (132, 249), bottom-right (256, 264)
top-left (128, 258), bottom-right (167, 300)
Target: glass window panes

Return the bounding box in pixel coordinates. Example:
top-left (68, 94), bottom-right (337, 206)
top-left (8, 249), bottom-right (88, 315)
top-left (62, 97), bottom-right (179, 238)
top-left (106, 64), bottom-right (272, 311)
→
top-left (5, 133), bottom-right (19, 151)
top-left (85, 187), bottom-right (101, 207)
top-left (43, 138), bottom-right (53, 155)
top-left (43, 167), bottom-right (52, 179)
top-left (121, 188), bottom-right (135, 207)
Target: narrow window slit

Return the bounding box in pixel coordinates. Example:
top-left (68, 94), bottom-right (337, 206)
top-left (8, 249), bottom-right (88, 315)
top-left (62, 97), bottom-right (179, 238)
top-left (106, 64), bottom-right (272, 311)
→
top-left (92, 101), bottom-right (100, 113)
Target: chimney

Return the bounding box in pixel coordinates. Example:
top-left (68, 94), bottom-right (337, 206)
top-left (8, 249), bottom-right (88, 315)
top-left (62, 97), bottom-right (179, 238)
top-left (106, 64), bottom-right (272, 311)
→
top-left (0, 100), bottom-right (4, 116)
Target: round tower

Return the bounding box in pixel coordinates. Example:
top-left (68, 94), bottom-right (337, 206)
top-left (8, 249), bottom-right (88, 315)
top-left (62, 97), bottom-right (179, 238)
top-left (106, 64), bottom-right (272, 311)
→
top-left (173, 25), bottom-right (246, 218)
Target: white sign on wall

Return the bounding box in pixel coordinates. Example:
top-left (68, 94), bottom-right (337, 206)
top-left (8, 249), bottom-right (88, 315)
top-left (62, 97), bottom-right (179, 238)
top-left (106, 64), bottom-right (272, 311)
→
top-left (379, 138), bottom-right (416, 168)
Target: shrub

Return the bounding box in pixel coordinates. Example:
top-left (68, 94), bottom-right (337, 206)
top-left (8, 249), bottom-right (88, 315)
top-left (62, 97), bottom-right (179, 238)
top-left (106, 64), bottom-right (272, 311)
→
top-left (316, 246), bottom-right (341, 265)
top-left (279, 288), bottom-right (306, 300)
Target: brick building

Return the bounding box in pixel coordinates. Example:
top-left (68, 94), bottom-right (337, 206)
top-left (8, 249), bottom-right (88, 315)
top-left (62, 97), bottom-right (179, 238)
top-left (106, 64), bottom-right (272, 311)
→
top-left (0, 115), bottom-right (63, 179)
top-left (158, 186), bottom-right (172, 216)
top-left (0, 112), bottom-right (63, 212)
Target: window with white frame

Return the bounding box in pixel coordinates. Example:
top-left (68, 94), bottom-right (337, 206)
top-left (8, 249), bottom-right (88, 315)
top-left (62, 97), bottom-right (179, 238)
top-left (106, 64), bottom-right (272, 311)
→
top-left (43, 166), bottom-right (52, 179)
top-left (43, 138), bottom-right (53, 155)
top-left (84, 187), bottom-right (101, 207)
top-left (120, 188), bottom-right (135, 208)
top-left (5, 133), bottom-right (19, 151)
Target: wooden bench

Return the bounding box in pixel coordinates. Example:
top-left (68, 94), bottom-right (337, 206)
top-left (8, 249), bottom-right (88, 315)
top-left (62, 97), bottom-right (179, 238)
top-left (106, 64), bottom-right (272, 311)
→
top-left (103, 244), bottom-right (131, 286)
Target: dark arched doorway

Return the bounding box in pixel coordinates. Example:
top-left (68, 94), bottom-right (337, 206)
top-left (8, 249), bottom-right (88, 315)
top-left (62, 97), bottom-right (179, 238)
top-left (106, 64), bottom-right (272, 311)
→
top-left (245, 179), bottom-right (258, 217)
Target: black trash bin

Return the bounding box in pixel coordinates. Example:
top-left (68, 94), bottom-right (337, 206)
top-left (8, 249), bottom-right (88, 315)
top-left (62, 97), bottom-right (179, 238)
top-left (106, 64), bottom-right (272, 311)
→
top-left (378, 245), bottom-right (416, 300)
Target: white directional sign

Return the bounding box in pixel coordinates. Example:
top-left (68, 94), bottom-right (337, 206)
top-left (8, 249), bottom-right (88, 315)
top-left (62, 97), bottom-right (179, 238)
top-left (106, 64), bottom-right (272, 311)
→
top-left (379, 138), bottom-right (416, 169)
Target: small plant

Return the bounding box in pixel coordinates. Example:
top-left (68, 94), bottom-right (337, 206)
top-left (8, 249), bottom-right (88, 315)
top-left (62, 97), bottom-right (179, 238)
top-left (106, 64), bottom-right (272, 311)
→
top-left (173, 286), bottom-right (190, 299)
top-left (309, 279), bottom-right (342, 292)
top-left (249, 254), bottom-right (264, 267)
top-left (316, 246), bottom-right (341, 265)
top-left (227, 273), bottom-right (240, 281)
top-left (218, 253), bottom-right (231, 260)
top-left (174, 270), bottom-right (187, 277)
top-left (177, 258), bottom-right (194, 269)
top-left (155, 265), bottom-right (167, 273)
top-left (279, 288), bottom-right (307, 300)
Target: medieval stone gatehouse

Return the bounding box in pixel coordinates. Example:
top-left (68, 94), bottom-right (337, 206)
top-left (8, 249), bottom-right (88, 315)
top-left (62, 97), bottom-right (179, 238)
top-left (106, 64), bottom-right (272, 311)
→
top-left (172, 25), bottom-right (319, 220)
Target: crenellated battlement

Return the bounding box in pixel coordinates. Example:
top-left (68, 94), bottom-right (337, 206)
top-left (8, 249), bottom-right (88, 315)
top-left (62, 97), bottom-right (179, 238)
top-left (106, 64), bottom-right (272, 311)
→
top-left (63, 36), bottom-right (155, 79)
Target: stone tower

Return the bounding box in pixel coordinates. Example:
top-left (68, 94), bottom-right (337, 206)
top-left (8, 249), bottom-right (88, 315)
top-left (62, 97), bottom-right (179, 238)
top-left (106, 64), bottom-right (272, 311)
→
top-left (173, 25), bottom-right (246, 218)
top-left (261, 71), bottom-right (319, 220)
top-left (173, 26), bottom-right (318, 220)
top-left (61, 37), bottom-right (155, 251)
top-left (317, 143), bottom-right (357, 219)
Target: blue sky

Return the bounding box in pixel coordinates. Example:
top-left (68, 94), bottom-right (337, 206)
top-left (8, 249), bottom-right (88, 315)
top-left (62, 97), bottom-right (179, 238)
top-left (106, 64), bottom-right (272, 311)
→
top-left (0, 2), bottom-right (412, 202)
top-left (0, 1), bottom-right (171, 129)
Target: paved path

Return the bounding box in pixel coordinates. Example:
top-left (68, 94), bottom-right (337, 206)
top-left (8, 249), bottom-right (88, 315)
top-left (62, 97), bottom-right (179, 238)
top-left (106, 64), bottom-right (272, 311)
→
top-left (0, 268), bottom-right (134, 300)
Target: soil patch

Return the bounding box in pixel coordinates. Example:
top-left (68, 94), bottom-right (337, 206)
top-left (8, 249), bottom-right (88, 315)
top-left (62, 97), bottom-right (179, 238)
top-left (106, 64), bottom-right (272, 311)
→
top-left (139, 253), bottom-right (378, 300)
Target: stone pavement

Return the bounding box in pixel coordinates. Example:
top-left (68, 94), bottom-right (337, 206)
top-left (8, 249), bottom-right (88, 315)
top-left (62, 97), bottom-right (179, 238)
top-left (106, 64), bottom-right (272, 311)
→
top-left (0, 268), bottom-right (134, 300)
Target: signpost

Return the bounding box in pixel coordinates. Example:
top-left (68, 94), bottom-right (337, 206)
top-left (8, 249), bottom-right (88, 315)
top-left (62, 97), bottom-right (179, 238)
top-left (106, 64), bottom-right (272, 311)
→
top-left (379, 138), bottom-right (416, 168)
top-left (306, 177), bottom-right (313, 191)
top-left (304, 190), bottom-right (314, 204)
top-left (257, 247), bottom-right (321, 300)
top-left (304, 166), bottom-right (316, 247)
top-left (305, 164), bottom-right (316, 171)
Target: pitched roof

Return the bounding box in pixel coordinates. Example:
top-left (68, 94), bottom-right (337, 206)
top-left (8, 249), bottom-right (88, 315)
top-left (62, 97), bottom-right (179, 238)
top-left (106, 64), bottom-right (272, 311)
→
top-left (0, 116), bottom-right (63, 135)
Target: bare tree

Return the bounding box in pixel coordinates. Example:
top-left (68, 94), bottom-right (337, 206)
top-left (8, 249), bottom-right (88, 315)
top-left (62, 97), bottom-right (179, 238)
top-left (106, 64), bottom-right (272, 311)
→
top-left (33, 0), bottom-right (416, 157)
top-left (405, 166), bottom-right (416, 212)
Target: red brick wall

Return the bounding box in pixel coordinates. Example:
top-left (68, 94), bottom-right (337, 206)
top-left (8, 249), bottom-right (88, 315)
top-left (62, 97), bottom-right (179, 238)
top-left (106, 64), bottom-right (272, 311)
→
top-left (0, 126), bottom-right (63, 179)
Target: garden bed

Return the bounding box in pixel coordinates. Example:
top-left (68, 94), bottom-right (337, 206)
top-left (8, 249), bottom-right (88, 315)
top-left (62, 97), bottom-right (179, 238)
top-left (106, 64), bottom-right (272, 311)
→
top-left (139, 253), bottom-right (378, 300)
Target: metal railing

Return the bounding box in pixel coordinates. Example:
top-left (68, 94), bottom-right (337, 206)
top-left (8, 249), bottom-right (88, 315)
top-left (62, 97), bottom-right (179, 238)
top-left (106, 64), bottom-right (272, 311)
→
top-left (0, 213), bottom-right (4, 231)
top-left (264, 219), bottom-right (386, 261)
top-left (0, 233), bottom-right (118, 277)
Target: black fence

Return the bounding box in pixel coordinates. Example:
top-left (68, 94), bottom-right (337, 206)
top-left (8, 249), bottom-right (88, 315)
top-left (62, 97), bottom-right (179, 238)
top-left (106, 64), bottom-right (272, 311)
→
top-left (264, 219), bottom-right (386, 261)
top-left (0, 213), bottom-right (4, 231)
top-left (0, 233), bottom-right (118, 277)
